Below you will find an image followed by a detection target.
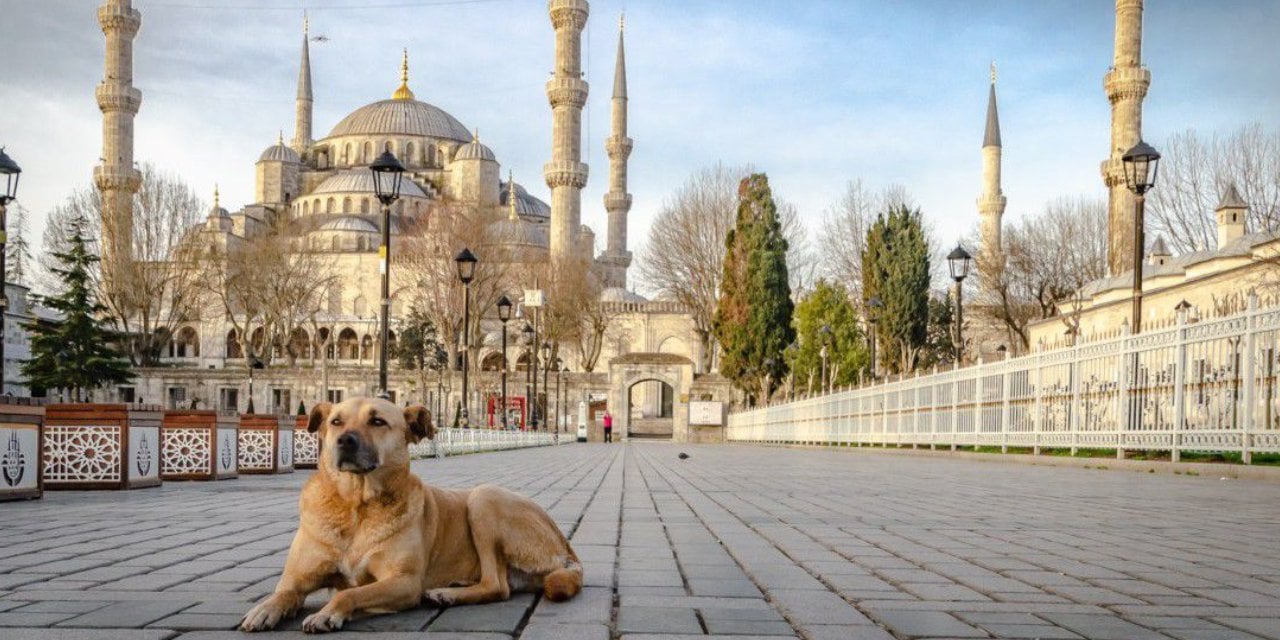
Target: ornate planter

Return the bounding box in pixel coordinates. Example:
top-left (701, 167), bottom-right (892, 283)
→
top-left (0, 398), bottom-right (45, 501)
top-left (293, 415), bottom-right (319, 469)
top-left (42, 404), bottom-right (163, 490)
top-left (161, 411), bottom-right (238, 481)
top-left (238, 414), bottom-right (294, 474)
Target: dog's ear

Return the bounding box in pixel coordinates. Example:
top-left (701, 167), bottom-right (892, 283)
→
top-left (403, 405), bottom-right (434, 443)
top-left (308, 402), bottom-right (333, 433)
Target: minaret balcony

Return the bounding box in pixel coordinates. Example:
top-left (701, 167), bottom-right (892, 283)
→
top-left (97, 3), bottom-right (141, 34)
top-left (95, 83), bottom-right (142, 113)
top-left (549, 0), bottom-right (589, 29)
top-left (543, 162), bottom-right (589, 189)
top-left (1099, 158), bottom-right (1128, 187)
top-left (94, 165), bottom-right (142, 192)
top-left (546, 77), bottom-right (588, 108)
top-left (604, 192), bottom-right (632, 212)
top-left (605, 137), bottom-right (633, 158)
top-left (1104, 66), bottom-right (1150, 101)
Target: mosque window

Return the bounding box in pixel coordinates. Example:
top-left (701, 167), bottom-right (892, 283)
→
top-left (427, 144), bottom-right (436, 168)
top-left (361, 198), bottom-right (370, 214)
top-left (363, 141), bottom-right (373, 163)
top-left (353, 295), bottom-right (368, 317)
top-left (384, 140), bottom-right (393, 154)
top-left (357, 236), bottom-right (367, 252)
top-left (343, 144), bottom-right (351, 166)
top-left (326, 197), bottom-right (335, 214)
top-left (302, 201), bottom-right (310, 216)
top-left (360, 335), bottom-right (374, 361)
top-left (406, 142), bottom-right (416, 167)
top-left (331, 236), bottom-right (339, 252)
top-left (343, 197), bottom-right (352, 213)
top-left (226, 329), bottom-right (242, 359)
top-left (337, 328), bottom-right (359, 360)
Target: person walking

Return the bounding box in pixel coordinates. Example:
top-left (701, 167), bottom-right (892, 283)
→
top-left (602, 411), bottom-right (613, 443)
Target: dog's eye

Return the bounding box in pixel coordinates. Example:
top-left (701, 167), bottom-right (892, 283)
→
top-left (330, 418), bottom-right (342, 426)
top-left (370, 417), bottom-right (386, 427)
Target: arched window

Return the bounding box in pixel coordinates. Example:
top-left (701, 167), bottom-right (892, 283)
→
top-left (337, 328), bottom-right (359, 360)
top-left (356, 236), bottom-right (367, 252)
top-left (250, 327), bottom-right (267, 356)
top-left (353, 295), bottom-right (368, 317)
top-left (363, 141), bottom-right (373, 163)
top-left (361, 198), bottom-right (370, 214)
top-left (330, 236), bottom-right (339, 251)
top-left (343, 143), bottom-right (352, 166)
top-left (405, 142), bottom-right (416, 167)
top-left (387, 330), bottom-right (398, 356)
top-left (290, 328), bottom-right (311, 360)
top-left (360, 335), bottom-right (374, 360)
top-left (384, 140), bottom-right (393, 153)
top-left (427, 144), bottom-right (436, 168)
top-left (174, 327), bottom-right (200, 358)
top-left (481, 352), bottom-right (506, 371)
top-left (342, 197), bottom-right (352, 214)
top-left (226, 329), bottom-right (242, 359)
top-left (326, 197), bottom-right (336, 214)
top-left (318, 327), bottom-right (334, 360)
top-left (302, 201), bottom-right (310, 216)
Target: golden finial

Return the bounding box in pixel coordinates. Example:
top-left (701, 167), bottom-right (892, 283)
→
top-left (213, 183), bottom-right (220, 209)
top-left (990, 60), bottom-right (997, 84)
top-left (392, 49), bottom-right (415, 100)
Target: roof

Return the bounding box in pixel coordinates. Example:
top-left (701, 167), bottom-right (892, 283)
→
top-left (1218, 183), bottom-right (1247, 210)
top-left (318, 216), bottom-right (379, 233)
top-left (311, 170), bottom-right (427, 198)
top-left (1148, 235), bottom-right (1170, 256)
top-left (455, 139), bottom-right (495, 162)
top-left (327, 99), bottom-right (471, 142)
top-left (499, 181), bottom-right (551, 219)
top-left (983, 81), bottom-right (1001, 148)
top-left (258, 142), bottom-right (300, 164)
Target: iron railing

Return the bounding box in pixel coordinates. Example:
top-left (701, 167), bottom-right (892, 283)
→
top-left (408, 427), bottom-right (559, 458)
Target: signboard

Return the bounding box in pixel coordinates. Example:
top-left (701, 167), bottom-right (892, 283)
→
top-left (523, 289), bottom-right (545, 308)
top-left (689, 401), bottom-right (724, 426)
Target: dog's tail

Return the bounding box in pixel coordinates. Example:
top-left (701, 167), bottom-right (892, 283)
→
top-left (543, 553), bottom-right (582, 602)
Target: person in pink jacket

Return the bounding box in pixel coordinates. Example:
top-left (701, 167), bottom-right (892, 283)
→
top-left (602, 411), bottom-right (613, 443)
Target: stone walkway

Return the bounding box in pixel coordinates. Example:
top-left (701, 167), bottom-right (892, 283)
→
top-left (2, 443), bottom-right (1280, 639)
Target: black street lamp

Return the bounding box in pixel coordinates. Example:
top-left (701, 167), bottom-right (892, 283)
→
top-left (560, 366), bottom-right (570, 432)
top-left (521, 322), bottom-right (534, 428)
top-left (1122, 140), bottom-right (1161, 334)
top-left (554, 363), bottom-right (563, 432)
top-left (540, 341), bottom-right (552, 431)
top-left (369, 150), bottom-right (405, 399)
top-left (819, 324), bottom-right (832, 394)
top-left (0, 148), bottom-right (22, 395)
top-left (245, 356), bottom-right (265, 414)
top-left (866, 297), bottom-right (884, 380)
top-left (497, 295), bottom-right (513, 428)
top-left (947, 244), bottom-right (973, 363)
top-left (454, 248), bottom-right (478, 425)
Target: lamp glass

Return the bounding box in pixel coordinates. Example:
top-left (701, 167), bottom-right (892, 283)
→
top-left (497, 295), bottom-right (512, 322)
top-left (454, 248), bottom-right (478, 284)
top-left (369, 150), bottom-right (405, 204)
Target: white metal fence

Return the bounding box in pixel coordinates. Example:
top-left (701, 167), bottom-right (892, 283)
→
top-left (409, 428), bottom-right (560, 458)
top-left (728, 296), bottom-right (1280, 463)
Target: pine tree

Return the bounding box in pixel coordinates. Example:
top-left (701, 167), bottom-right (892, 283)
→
top-left (5, 203), bottom-right (31, 286)
top-left (396, 306), bottom-right (447, 406)
top-left (22, 217), bottom-right (133, 401)
top-left (862, 205), bottom-right (930, 374)
top-left (713, 174), bottom-right (794, 404)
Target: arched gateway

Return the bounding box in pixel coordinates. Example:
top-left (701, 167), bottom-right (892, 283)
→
top-left (607, 353), bottom-right (699, 442)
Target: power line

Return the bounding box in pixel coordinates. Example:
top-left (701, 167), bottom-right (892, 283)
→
top-left (146, 0), bottom-right (508, 11)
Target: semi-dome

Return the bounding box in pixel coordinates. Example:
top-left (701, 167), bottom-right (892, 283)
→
top-left (326, 99), bottom-right (471, 143)
top-left (487, 218), bottom-right (541, 247)
top-left (500, 180), bottom-right (551, 219)
top-left (318, 216), bottom-right (380, 234)
top-left (455, 138), bottom-right (495, 162)
top-left (258, 141), bottom-right (300, 164)
top-left (311, 169), bottom-right (427, 198)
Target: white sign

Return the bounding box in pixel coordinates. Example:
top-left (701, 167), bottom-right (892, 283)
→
top-left (129, 426), bottom-right (161, 481)
top-left (523, 289), bottom-right (545, 308)
top-left (689, 401), bottom-right (724, 426)
top-left (0, 425), bottom-right (39, 491)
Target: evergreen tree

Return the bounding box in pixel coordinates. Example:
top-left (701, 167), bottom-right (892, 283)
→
top-left (788, 280), bottom-right (869, 393)
top-left (395, 306), bottom-right (447, 405)
top-left (713, 174), bottom-right (794, 404)
top-left (22, 217), bottom-right (132, 401)
top-left (861, 205), bottom-right (930, 374)
top-left (920, 294), bottom-right (958, 369)
top-left (5, 203), bottom-right (31, 286)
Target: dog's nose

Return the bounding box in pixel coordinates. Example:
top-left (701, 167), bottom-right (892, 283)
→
top-left (337, 432), bottom-right (359, 451)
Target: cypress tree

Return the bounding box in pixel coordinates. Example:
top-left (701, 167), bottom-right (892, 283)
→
top-left (862, 205), bottom-right (930, 374)
top-left (713, 174), bottom-right (794, 403)
top-left (23, 217), bottom-right (133, 401)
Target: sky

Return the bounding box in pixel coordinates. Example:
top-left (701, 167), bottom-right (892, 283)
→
top-left (2, 0), bottom-right (1278, 291)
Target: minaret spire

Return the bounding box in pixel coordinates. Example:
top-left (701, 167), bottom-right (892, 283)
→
top-left (602, 12), bottom-right (633, 288)
top-left (977, 62), bottom-right (1007, 290)
top-left (545, 0), bottom-right (590, 263)
top-left (292, 11), bottom-right (313, 153)
top-left (1101, 0), bottom-right (1151, 275)
top-left (393, 49), bottom-right (415, 101)
top-left (95, 0), bottom-right (143, 290)
top-left (508, 170), bottom-right (519, 222)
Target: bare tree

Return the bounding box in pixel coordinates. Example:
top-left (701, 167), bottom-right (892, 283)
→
top-left (777, 200), bottom-right (816, 297)
top-left (5, 203), bottom-right (32, 286)
top-left (1148, 124), bottom-right (1280, 254)
top-left (819, 181), bottom-right (922, 306)
top-left (979, 196), bottom-right (1108, 350)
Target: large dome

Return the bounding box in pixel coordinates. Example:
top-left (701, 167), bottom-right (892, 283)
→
top-left (327, 99), bottom-right (471, 142)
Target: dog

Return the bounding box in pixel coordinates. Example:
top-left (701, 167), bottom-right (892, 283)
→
top-left (240, 397), bottom-right (581, 633)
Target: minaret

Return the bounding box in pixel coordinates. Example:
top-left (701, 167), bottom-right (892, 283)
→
top-left (1101, 0), bottom-right (1151, 276)
top-left (544, 0), bottom-right (590, 263)
top-left (94, 0), bottom-right (142, 288)
top-left (292, 12), bottom-right (313, 153)
top-left (601, 14), bottom-right (633, 288)
top-left (977, 62), bottom-right (1006, 286)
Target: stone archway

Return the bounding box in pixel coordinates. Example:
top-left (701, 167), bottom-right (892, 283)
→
top-left (608, 353), bottom-right (694, 442)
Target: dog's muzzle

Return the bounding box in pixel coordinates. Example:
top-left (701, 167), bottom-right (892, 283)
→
top-left (335, 432), bottom-right (378, 474)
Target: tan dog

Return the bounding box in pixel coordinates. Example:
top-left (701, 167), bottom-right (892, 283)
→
top-left (240, 397), bottom-right (581, 633)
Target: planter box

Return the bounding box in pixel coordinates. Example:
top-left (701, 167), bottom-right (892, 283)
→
top-left (161, 411), bottom-right (239, 481)
top-left (42, 403), bottom-right (163, 490)
top-left (238, 414), bottom-right (294, 474)
top-left (0, 398), bottom-right (46, 501)
top-left (293, 415), bottom-right (319, 469)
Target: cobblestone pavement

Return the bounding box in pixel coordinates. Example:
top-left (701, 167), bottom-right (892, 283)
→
top-left (2, 443), bottom-right (1280, 640)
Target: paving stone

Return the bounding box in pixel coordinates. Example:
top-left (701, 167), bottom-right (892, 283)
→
top-left (521, 622), bottom-right (610, 640)
top-left (702, 617), bottom-right (795, 635)
top-left (688, 577), bottom-right (762, 597)
top-left (0, 631), bottom-right (178, 640)
top-left (531, 586), bottom-right (612, 625)
top-left (1209, 618), bottom-right (1280, 640)
top-left (978, 623), bottom-right (1085, 638)
top-left (799, 625), bottom-right (897, 640)
top-left (55, 600), bottom-right (195, 628)
top-left (173, 633), bottom-right (507, 640)
top-left (768, 589), bottom-right (870, 625)
top-left (1039, 612), bottom-right (1174, 640)
top-left (145, 613), bottom-right (241, 631)
top-left (616, 606), bottom-right (702, 634)
top-left (427, 595), bottom-right (533, 633)
top-left (12, 601), bottom-right (112, 614)
top-left (0, 612), bottom-right (81, 627)
top-left (864, 609), bottom-right (987, 638)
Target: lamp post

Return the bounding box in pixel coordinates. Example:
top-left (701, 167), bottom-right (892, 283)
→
top-left (0, 148), bottom-right (21, 395)
top-left (454, 248), bottom-right (478, 425)
top-left (521, 322), bottom-right (533, 429)
top-left (369, 150), bottom-right (405, 399)
top-left (1121, 140), bottom-right (1161, 335)
top-left (866, 297), bottom-right (884, 380)
top-left (554, 362), bottom-right (563, 432)
top-left (497, 296), bottom-right (512, 428)
top-left (540, 341), bottom-right (551, 431)
top-left (947, 244), bottom-right (973, 364)
top-left (763, 357), bottom-right (776, 405)
top-left (819, 324), bottom-right (832, 394)
top-left (246, 356), bottom-right (265, 414)
top-left (560, 366), bottom-right (569, 432)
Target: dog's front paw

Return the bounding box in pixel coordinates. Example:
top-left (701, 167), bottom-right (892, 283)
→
top-left (301, 608), bottom-right (348, 634)
top-left (240, 596), bottom-right (295, 632)
top-left (423, 588), bottom-right (456, 607)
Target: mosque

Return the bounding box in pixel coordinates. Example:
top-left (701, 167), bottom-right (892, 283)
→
top-left (92, 0), bottom-right (722, 437)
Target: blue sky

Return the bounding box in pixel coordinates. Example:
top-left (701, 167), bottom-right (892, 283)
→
top-left (1, 0), bottom-right (1277, 285)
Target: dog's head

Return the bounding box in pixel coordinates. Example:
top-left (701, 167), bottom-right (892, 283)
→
top-left (307, 397), bottom-right (434, 475)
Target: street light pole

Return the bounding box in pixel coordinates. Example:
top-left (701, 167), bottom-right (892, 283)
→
top-left (454, 248), bottom-right (478, 426)
top-left (369, 151), bottom-right (405, 399)
top-left (866, 297), bottom-right (884, 380)
top-left (1122, 141), bottom-right (1161, 335)
top-left (522, 322), bottom-right (533, 429)
top-left (0, 148), bottom-right (22, 395)
top-left (540, 341), bottom-right (551, 431)
top-left (497, 296), bottom-right (512, 428)
top-left (947, 244), bottom-right (973, 365)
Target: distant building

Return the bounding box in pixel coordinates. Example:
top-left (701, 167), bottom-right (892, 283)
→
top-left (3, 282), bottom-right (59, 397)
